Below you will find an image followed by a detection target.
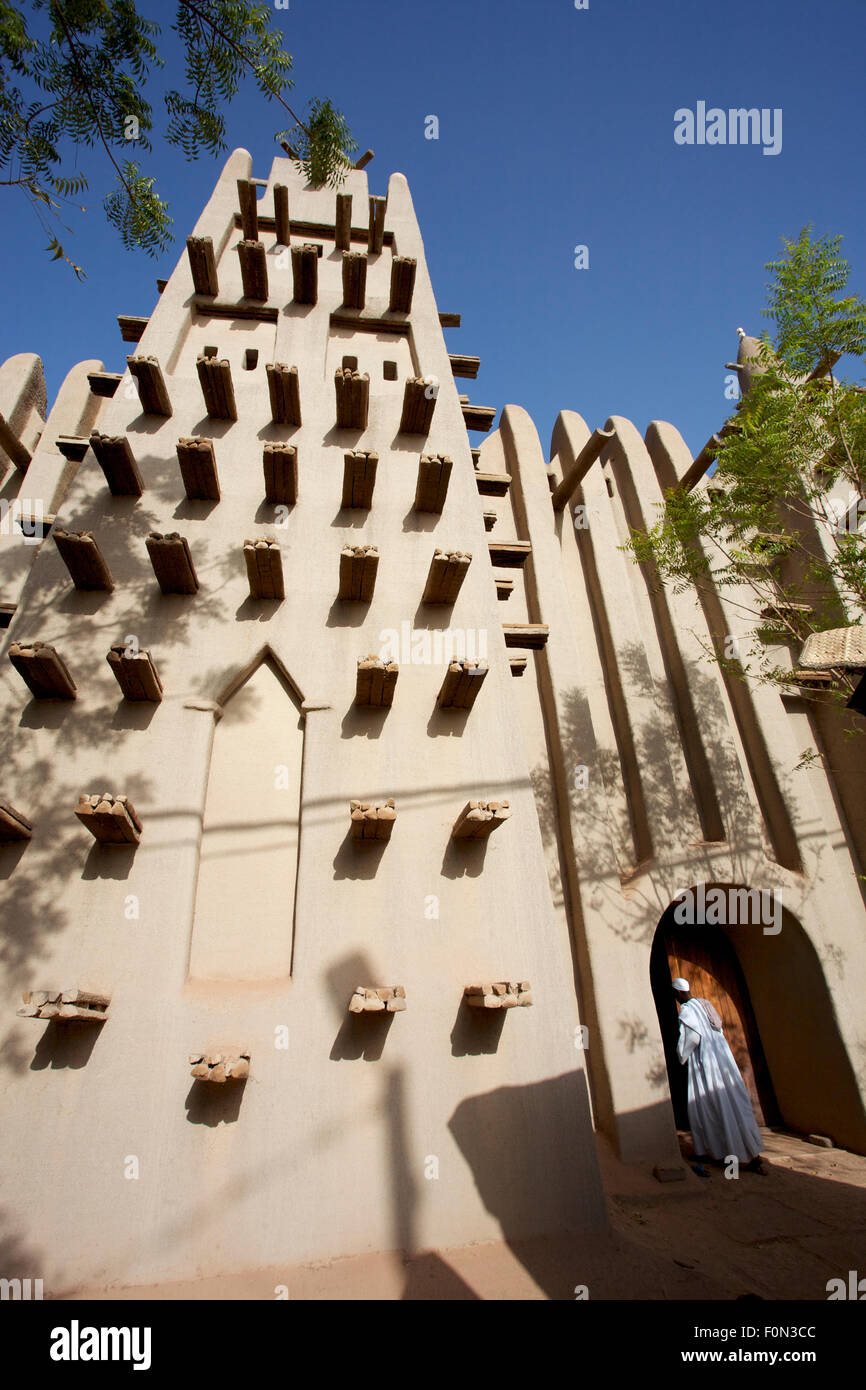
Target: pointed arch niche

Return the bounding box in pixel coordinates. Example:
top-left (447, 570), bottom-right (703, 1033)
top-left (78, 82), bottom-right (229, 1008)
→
top-left (188, 651), bottom-right (304, 982)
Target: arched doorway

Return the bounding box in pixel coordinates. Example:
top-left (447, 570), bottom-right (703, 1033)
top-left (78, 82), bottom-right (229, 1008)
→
top-left (650, 901), bottom-right (779, 1131)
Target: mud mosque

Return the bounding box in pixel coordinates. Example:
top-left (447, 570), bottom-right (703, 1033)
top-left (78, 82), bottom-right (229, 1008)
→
top-left (0, 148), bottom-right (864, 1294)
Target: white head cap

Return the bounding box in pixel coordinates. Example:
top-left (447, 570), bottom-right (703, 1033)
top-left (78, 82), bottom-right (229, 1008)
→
top-left (672, 977), bottom-right (690, 992)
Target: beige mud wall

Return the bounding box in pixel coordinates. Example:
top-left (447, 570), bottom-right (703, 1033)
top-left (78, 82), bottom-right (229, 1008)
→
top-left (0, 151), bottom-right (605, 1295)
top-left (496, 406), bottom-right (866, 1160)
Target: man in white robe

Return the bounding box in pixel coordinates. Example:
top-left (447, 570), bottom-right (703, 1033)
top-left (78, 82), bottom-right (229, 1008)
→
top-left (673, 978), bottom-right (767, 1173)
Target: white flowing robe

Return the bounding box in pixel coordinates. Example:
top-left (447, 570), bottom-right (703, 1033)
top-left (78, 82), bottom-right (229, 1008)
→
top-left (676, 998), bottom-right (763, 1162)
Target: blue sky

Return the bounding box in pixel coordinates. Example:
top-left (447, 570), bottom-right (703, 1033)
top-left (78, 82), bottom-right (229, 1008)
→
top-left (1, 0), bottom-right (864, 460)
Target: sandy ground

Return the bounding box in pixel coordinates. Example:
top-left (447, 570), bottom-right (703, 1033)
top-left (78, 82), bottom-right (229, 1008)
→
top-left (62, 1127), bottom-right (866, 1301)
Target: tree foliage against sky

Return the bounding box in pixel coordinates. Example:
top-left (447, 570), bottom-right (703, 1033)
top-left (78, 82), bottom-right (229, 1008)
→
top-left (626, 228), bottom-right (866, 729)
top-left (0, 0), bottom-right (356, 274)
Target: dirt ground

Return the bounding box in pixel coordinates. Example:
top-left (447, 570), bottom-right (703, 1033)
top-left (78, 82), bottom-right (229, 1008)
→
top-left (66, 1127), bottom-right (866, 1301)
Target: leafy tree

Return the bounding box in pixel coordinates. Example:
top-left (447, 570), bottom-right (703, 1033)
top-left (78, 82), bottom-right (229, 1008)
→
top-left (626, 228), bottom-right (866, 731)
top-left (0, 0), bottom-right (357, 275)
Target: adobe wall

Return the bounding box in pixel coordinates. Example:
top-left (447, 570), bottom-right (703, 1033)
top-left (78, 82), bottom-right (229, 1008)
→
top-left (493, 405), bottom-right (866, 1160)
top-left (0, 152), bottom-right (605, 1294)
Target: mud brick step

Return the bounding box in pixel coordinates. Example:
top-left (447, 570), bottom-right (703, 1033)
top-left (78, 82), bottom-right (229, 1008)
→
top-left (176, 437), bottom-right (220, 501)
top-left (186, 235), bottom-right (219, 295)
top-left (196, 355), bottom-right (237, 421)
top-left (8, 641), bottom-right (76, 699)
top-left (400, 377), bottom-right (436, 434)
top-left (266, 363), bottom-right (301, 426)
top-left (349, 799), bottom-right (396, 843)
top-left (146, 533), bottom-right (199, 594)
top-left (89, 431), bottom-right (143, 496)
top-left (437, 659), bottom-right (488, 710)
top-left (338, 545), bottom-right (378, 601)
top-left (355, 654), bottom-right (398, 706)
top-left (0, 801), bottom-right (32, 841)
top-left (452, 799), bottom-right (511, 839)
top-left (342, 451), bottom-right (378, 509)
top-left (414, 454), bottom-right (453, 514)
top-left (237, 239), bottom-right (268, 301)
top-left (127, 356), bottom-right (172, 416)
top-left (348, 985), bottom-right (406, 1014)
top-left (106, 644), bottom-right (163, 701)
top-left (263, 443), bottom-right (298, 503)
top-left (53, 530), bottom-right (114, 590)
top-left (389, 256), bottom-right (416, 313)
top-left (243, 538), bottom-right (285, 600)
top-left (422, 549), bottom-right (471, 604)
top-left (335, 369), bottom-right (370, 429)
top-left (291, 243), bottom-right (319, 304)
top-left (75, 793), bottom-right (142, 845)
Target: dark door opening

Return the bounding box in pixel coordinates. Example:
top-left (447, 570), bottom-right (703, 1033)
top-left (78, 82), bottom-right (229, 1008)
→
top-left (650, 905), bottom-right (779, 1130)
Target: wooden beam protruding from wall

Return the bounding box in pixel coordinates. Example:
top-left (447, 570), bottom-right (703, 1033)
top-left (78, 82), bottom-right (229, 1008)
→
top-left (237, 239), bottom-right (268, 301)
top-left (335, 192), bottom-right (352, 250)
top-left (89, 431), bottom-right (143, 496)
top-left (414, 453), bottom-right (452, 513)
top-left (117, 315), bottom-right (149, 342)
top-left (186, 235), bottom-right (219, 295)
top-left (464, 982), bottom-right (532, 1009)
top-left (196, 355), bottom-right (237, 420)
top-left (176, 437), bottom-right (220, 501)
top-left (274, 184), bottom-right (290, 245)
top-left (422, 549), bottom-right (470, 604)
top-left (452, 800), bottom-right (511, 839)
top-left (338, 545), bottom-right (378, 601)
top-left (266, 363), bottom-right (301, 426)
top-left (449, 354), bottom-right (480, 379)
top-left (190, 1052), bottom-right (250, 1082)
top-left (462, 403), bottom-right (496, 432)
top-left (237, 178), bottom-right (258, 240)
top-left (342, 450), bottom-right (378, 508)
top-left (8, 642), bottom-right (76, 699)
top-left (18, 989), bottom-right (110, 1022)
top-left (551, 426), bottom-right (616, 511)
top-left (355, 654), bottom-right (398, 706)
top-left (436, 659), bottom-right (488, 710)
top-left (263, 443), bottom-right (297, 503)
top-left (75, 793), bottom-right (142, 845)
top-left (389, 257), bottom-right (416, 313)
top-left (400, 377), bottom-right (436, 434)
top-left (0, 801), bottom-right (32, 842)
top-left (106, 644), bottom-right (163, 701)
top-left (243, 538), bottom-right (285, 600)
top-left (342, 251), bottom-right (367, 309)
top-left (291, 243), bottom-right (318, 303)
top-left (335, 369), bottom-right (370, 429)
top-left (349, 986), bottom-right (405, 1013)
top-left (146, 533), bottom-right (199, 594)
top-left (127, 356), bottom-right (172, 416)
top-left (368, 196), bottom-right (386, 253)
top-left (350, 799), bottom-right (396, 842)
top-left (53, 530), bottom-right (114, 590)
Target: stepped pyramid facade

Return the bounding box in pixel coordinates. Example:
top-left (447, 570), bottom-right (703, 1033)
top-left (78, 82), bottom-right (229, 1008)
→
top-left (0, 150), bottom-right (864, 1294)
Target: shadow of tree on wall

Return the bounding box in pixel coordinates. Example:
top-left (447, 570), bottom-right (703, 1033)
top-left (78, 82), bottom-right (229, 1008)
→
top-left (525, 626), bottom-right (852, 1135)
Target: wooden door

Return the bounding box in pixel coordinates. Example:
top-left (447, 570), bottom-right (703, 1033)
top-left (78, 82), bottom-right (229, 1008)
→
top-left (650, 914), bottom-right (777, 1127)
